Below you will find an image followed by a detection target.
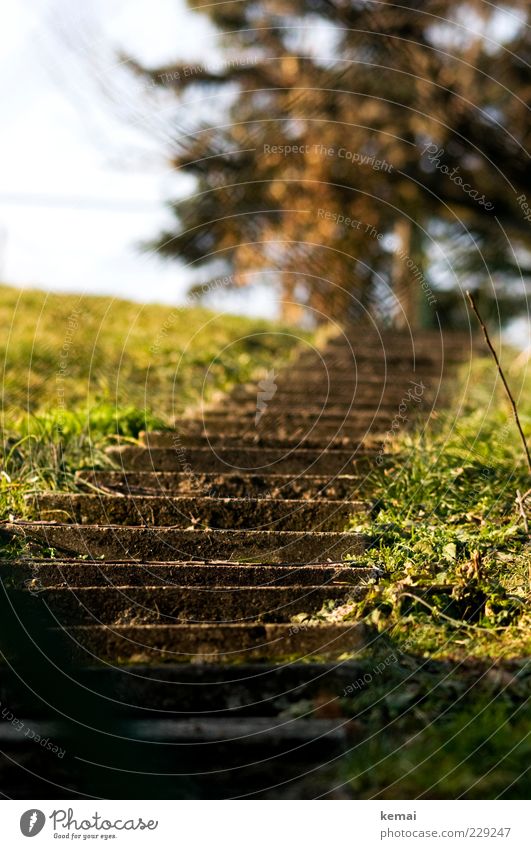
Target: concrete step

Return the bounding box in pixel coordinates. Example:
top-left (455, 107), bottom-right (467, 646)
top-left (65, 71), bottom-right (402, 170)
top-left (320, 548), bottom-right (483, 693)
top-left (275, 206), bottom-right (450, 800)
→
top-left (26, 493), bottom-right (368, 530)
top-left (0, 715), bottom-right (352, 746)
top-left (60, 621), bottom-right (367, 661)
top-left (255, 372), bottom-right (435, 387)
top-left (290, 356), bottom-right (436, 372)
top-left (157, 426), bottom-right (405, 448)
top-left (104, 445), bottom-right (376, 473)
top-left (315, 331), bottom-right (477, 349)
top-left (34, 584), bottom-right (364, 625)
top-left (193, 400), bottom-right (418, 416)
top-left (5, 522), bottom-right (369, 562)
top-left (228, 384), bottom-right (432, 403)
top-left (143, 420), bottom-right (391, 437)
top-left (289, 354), bottom-right (440, 369)
top-left (139, 430), bottom-right (382, 450)
top-left (0, 660), bottom-right (380, 715)
top-left (0, 714), bottom-right (353, 799)
top-left (4, 558), bottom-right (379, 588)
top-left (195, 398), bottom-right (412, 420)
top-left (178, 409), bottom-right (400, 427)
top-left (116, 716), bottom-right (352, 745)
top-left (75, 471), bottom-right (367, 500)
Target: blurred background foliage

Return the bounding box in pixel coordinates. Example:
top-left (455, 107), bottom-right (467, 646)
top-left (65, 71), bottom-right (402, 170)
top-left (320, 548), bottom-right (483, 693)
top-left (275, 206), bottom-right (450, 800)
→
top-left (124, 0), bottom-right (531, 330)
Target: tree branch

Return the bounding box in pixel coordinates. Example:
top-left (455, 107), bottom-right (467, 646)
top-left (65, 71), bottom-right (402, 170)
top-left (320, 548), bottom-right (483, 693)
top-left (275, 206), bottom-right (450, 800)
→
top-left (466, 290), bottom-right (531, 474)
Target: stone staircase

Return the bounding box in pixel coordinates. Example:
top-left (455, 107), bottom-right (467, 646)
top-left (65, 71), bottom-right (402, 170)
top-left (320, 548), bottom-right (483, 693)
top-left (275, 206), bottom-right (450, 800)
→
top-left (0, 327), bottom-right (475, 798)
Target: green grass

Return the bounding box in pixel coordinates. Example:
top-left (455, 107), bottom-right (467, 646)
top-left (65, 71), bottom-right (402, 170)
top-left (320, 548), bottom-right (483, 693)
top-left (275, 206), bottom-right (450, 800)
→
top-left (343, 355), bottom-right (530, 662)
top-left (332, 351), bottom-right (530, 798)
top-left (342, 687), bottom-right (530, 799)
top-left (0, 283), bottom-right (309, 523)
top-left (1, 283), bottom-right (306, 420)
top-left (1, 285), bottom-right (529, 796)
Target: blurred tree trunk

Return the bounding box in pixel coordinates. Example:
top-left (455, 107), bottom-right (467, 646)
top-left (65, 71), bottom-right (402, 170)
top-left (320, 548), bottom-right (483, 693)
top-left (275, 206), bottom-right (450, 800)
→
top-left (280, 273), bottom-right (304, 324)
top-left (126, 1), bottom-right (531, 327)
top-left (393, 219), bottom-right (415, 328)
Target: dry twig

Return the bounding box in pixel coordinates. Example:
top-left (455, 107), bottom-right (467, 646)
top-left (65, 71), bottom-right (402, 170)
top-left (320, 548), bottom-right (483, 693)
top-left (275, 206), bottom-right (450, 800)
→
top-left (466, 290), bottom-right (531, 474)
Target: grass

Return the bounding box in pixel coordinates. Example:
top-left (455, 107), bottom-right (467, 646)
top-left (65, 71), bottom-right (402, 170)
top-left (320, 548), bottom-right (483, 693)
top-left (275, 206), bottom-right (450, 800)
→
top-left (342, 687), bottom-right (530, 799)
top-left (0, 283), bottom-right (308, 525)
top-left (340, 354), bottom-right (531, 663)
top-left (1, 286), bottom-right (529, 797)
top-left (333, 351), bottom-right (530, 798)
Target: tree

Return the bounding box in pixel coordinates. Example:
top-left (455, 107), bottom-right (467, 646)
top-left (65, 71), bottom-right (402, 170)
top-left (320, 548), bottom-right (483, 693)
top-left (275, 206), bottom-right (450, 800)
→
top-left (127, 0), bottom-right (531, 327)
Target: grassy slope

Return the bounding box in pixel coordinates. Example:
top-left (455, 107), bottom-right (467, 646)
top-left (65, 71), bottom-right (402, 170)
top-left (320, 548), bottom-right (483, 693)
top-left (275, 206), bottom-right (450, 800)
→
top-left (1, 283), bottom-right (305, 421)
top-left (1, 285), bottom-right (529, 797)
top-left (0, 283), bottom-right (307, 515)
top-left (351, 355), bottom-right (530, 659)
top-left (339, 354), bottom-right (530, 798)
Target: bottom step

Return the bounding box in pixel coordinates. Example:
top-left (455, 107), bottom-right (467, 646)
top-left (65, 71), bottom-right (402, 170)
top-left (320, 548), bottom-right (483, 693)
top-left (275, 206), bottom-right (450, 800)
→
top-left (0, 714), bottom-right (352, 798)
top-left (64, 622), bottom-right (366, 662)
top-left (0, 717), bottom-right (350, 747)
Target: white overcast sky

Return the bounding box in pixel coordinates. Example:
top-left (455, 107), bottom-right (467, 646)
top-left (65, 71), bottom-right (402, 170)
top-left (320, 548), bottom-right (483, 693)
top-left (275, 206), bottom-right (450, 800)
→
top-left (0, 0), bottom-right (276, 313)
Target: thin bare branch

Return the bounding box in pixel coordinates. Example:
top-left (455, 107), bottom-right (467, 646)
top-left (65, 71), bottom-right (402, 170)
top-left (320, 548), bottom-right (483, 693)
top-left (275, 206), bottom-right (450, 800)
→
top-left (466, 290), bottom-right (531, 474)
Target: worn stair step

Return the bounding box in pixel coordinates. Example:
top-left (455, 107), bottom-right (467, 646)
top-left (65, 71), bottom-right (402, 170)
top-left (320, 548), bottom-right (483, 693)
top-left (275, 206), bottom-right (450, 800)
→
top-left (5, 523), bottom-right (369, 561)
top-left (234, 372), bottom-right (432, 386)
top-left (60, 621), bottom-right (367, 661)
top-left (104, 445), bottom-right (376, 473)
top-left (285, 349), bottom-right (442, 363)
top-left (156, 426), bottom-right (387, 445)
top-left (291, 355), bottom-right (435, 371)
top-left (225, 394), bottom-right (432, 411)
top-left (4, 559), bottom-right (379, 588)
top-left (319, 331), bottom-right (477, 348)
top-left (195, 400), bottom-right (419, 416)
top-left (0, 660), bottom-right (381, 715)
top-left (119, 716), bottom-right (352, 745)
top-left (0, 736), bottom-right (347, 801)
top-left (35, 584), bottom-right (364, 625)
top-left (178, 410), bottom-right (399, 428)
top-left (186, 407), bottom-right (393, 419)
top-left (256, 372), bottom-right (435, 386)
top-left (207, 389), bottom-right (432, 408)
top-left (288, 354), bottom-right (440, 369)
top-left (142, 421), bottom-right (392, 436)
top-left (228, 385), bottom-right (432, 403)
top-left (305, 331), bottom-right (447, 344)
top-left (286, 364), bottom-right (438, 379)
top-left (139, 431), bottom-right (383, 450)
top-left (272, 369), bottom-right (439, 386)
top-left (183, 402), bottom-right (407, 418)
top-left (284, 347), bottom-right (447, 359)
top-left (75, 471), bottom-right (366, 500)
top-left (0, 716), bottom-right (351, 747)
top-left (295, 348), bottom-right (470, 367)
top-left (26, 493), bottom-right (368, 530)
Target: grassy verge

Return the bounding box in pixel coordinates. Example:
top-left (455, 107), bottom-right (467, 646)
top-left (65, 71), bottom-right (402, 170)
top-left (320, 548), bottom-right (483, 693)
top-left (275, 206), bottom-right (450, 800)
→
top-left (340, 355), bottom-right (531, 661)
top-left (334, 352), bottom-right (530, 798)
top-left (0, 283), bottom-right (308, 524)
top-left (340, 679), bottom-right (530, 798)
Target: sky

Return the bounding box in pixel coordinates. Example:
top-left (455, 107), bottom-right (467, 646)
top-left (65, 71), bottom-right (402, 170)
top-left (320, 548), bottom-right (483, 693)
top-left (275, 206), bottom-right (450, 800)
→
top-left (0, 0), bottom-right (277, 315)
top-left (1, 1), bottom-right (529, 339)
